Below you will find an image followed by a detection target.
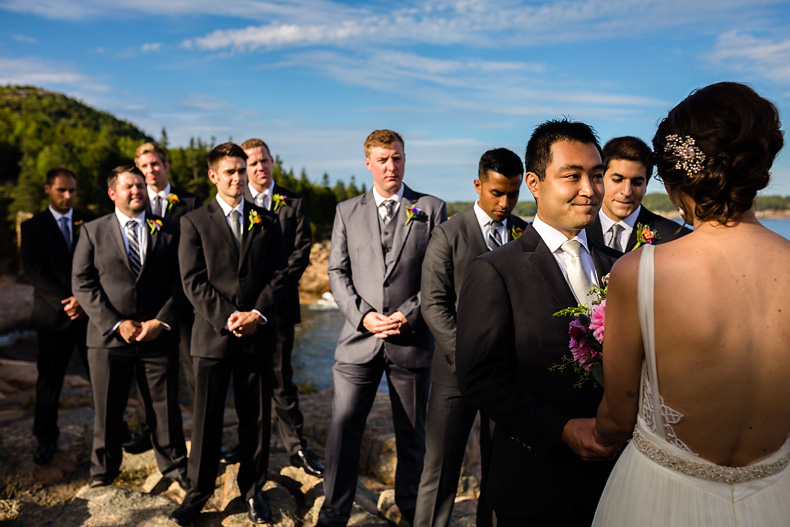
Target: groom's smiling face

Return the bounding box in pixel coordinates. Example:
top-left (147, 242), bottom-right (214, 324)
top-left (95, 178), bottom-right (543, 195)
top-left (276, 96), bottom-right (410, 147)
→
top-left (526, 140), bottom-right (604, 239)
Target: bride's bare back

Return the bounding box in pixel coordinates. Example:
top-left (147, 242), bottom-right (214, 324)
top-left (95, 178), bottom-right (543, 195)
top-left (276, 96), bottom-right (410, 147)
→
top-left (652, 221), bottom-right (790, 466)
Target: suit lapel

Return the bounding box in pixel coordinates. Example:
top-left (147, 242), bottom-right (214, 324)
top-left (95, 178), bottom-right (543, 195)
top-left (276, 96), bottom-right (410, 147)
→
top-left (461, 208), bottom-right (488, 254)
top-left (208, 200), bottom-right (240, 258)
top-left (362, 192), bottom-right (387, 271)
top-left (385, 186), bottom-right (416, 281)
top-left (107, 214), bottom-right (135, 276)
top-left (505, 213), bottom-right (526, 243)
top-left (522, 227), bottom-right (578, 309)
top-left (239, 203), bottom-right (257, 264)
top-left (139, 216), bottom-right (160, 276)
top-left (626, 208), bottom-right (650, 251)
top-left (44, 210), bottom-right (72, 255)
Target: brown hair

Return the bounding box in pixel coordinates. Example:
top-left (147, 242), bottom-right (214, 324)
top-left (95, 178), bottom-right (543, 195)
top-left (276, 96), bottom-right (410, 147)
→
top-left (653, 82), bottom-right (784, 223)
top-left (46, 167), bottom-right (76, 185)
top-left (240, 138), bottom-right (271, 154)
top-left (603, 136), bottom-right (653, 179)
top-left (364, 129), bottom-right (404, 157)
top-left (107, 165), bottom-right (143, 189)
top-left (207, 142), bottom-right (247, 171)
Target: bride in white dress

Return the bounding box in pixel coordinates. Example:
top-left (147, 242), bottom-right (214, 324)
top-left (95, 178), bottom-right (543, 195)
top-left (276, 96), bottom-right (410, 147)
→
top-left (593, 82), bottom-right (790, 526)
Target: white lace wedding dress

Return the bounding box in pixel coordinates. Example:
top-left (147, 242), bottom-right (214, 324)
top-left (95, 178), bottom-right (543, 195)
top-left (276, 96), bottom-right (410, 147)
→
top-left (592, 245), bottom-right (790, 526)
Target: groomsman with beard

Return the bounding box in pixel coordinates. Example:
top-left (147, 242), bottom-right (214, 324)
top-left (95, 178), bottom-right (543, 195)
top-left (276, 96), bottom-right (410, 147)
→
top-left (240, 138), bottom-right (324, 477)
top-left (20, 168), bottom-right (91, 465)
top-left (456, 119), bottom-right (621, 526)
top-left (415, 148), bottom-right (527, 527)
top-left (587, 136), bottom-right (691, 252)
top-left (72, 166), bottom-right (188, 488)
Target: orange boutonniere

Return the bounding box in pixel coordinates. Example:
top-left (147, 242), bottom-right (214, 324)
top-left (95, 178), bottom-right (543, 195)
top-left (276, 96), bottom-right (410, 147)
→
top-left (166, 193), bottom-right (180, 210)
top-left (632, 223), bottom-right (658, 250)
top-left (73, 219), bottom-right (83, 235)
top-left (511, 225), bottom-right (524, 239)
top-left (146, 218), bottom-right (163, 235)
top-left (248, 209), bottom-right (262, 231)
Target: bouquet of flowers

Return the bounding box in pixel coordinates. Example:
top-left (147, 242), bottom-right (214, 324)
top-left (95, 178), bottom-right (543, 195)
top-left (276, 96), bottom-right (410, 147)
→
top-left (550, 275), bottom-right (609, 388)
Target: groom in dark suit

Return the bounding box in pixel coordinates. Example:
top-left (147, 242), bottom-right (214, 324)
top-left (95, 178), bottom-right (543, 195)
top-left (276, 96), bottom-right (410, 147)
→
top-left (587, 136), bottom-right (691, 252)
top-left (456, 120), bottom-right (621, 526)
top-left (415, 148), bottom-right (527, 527)
top-left (72, 166), bottom-right (187, 488)
top-left (318, 130), bottom-right (446, 527)
top-left (170, 142), bottom-right (288, 526)
top-left (20, 167), bottom-right (91, 464)
top-left (240, 138), bottom-right (323, 477)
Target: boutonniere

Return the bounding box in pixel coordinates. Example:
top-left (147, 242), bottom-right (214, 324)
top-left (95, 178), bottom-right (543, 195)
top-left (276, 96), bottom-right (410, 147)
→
top-left (511, 225), bottom-right (524, 239)
top-left (248, 209), bottom-right (263, 231)
top-left (632, 222), bottom-right (658, 250)
top-left (146, 218), bottom-right (163, 235)
top-left (404, 205), bottom-right (427, 226)
top-left (166, 193), bottom-right (180, 210)
top-left (272, 193), bottom-right (287, 212)
top-left (73, 219), bottom-right (83, 235)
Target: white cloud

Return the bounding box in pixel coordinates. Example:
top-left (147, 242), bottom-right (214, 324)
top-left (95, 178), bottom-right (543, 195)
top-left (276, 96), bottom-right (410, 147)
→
top-left (706, 30), bottom-right (790, 84)
top-left (0, 56), bottom-right (111, 92)
top-left (179, 93), bottom-right (230, 112)
top-left (141, 42), bottom-right (161, 53)
top-left (10, 33), bottom-right (37, 44)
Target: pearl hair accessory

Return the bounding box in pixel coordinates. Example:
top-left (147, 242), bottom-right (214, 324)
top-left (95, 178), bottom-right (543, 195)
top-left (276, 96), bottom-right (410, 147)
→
top-left (664, 134), bottom-right (706, 177)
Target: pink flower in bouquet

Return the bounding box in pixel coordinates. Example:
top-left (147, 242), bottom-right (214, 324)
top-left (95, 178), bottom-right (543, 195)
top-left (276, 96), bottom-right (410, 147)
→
top-left (589, 299), bottom-right (606, 344)
top-left (569, 320), bottom-right (592, 368)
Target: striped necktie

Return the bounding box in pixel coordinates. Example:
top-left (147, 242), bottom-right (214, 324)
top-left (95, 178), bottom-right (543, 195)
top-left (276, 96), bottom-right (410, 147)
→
top-left (126, 220), bottom-right (142, 276)
top-left (488, 221), bottom-right (503, 250)
top-left (381, 200), bottom-right (396, 224)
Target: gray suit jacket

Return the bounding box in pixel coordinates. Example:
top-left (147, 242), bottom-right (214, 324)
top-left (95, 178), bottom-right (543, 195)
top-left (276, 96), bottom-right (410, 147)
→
top-left (328, 185), bottom-right (446, 368)
top-left (421, 207), bottom-right (528, 386)
top-left (72, 213), bottom-right (183, 349)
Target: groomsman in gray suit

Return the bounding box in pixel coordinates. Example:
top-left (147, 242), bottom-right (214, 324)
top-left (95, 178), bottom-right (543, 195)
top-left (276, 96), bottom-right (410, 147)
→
top-left (72, 166), bottom-right (187, 488)
top-left (318, 130), bottom-right (447, 527)
top-left (415, 148), bottom-right (527, 527)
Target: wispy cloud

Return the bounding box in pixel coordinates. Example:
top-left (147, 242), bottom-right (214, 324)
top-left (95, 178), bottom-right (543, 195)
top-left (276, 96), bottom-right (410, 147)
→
top-left (141, 42), bottom-right (161, 53)
top-left (9, 33), bottom-right (37, 44)
top-left (0, 56), bottom-right (111, 92)
top-left (706, 29), bottom-right (790, 85)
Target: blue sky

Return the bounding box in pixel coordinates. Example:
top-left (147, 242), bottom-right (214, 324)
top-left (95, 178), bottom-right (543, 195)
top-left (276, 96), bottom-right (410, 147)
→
top-left (1, 0), bottom-right (789, 202)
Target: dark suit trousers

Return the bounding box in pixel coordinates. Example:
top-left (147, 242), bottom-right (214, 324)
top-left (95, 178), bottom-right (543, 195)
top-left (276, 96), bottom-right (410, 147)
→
top-left (88, 345), bottom-right (187, 480)
top-left (414, 382), bottom-right (496, 527)
top-left (183, 349), bottom-right (272, 510)
top-left (271, 321), bottom-right (306, 455)
top-left (319, 352), bottom-right (429, 527)
top-left (34, 323), bottom-right (89, 443)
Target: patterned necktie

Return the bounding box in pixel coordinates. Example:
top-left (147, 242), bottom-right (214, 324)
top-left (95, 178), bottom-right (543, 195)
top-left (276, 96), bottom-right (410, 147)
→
top-left (381, 199), bottom-right (396, 224)
top-left (488, 221), bottom-right (503, 250)
top-left (608, 223), bottom-right (624, 252)
top-left (59, 216), bottom-right (71, 251)
top-left (229, 209), bottom-right (242, 248)
top-left (562, 239), bottom-right (595, 306)
top-left (126, 220), bottom-right (142, 276)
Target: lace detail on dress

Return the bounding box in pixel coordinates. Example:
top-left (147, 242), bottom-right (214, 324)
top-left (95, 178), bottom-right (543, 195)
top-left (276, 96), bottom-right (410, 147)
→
top-left (640, 364), bottom-right (697, 455)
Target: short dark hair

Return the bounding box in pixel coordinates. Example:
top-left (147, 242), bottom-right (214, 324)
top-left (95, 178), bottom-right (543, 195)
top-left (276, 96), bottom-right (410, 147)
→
top-left (525, 118), bottom-right (602, 180)
top-left (478, 148), bottom-right (523, 180)
top-left (107, 165), bottom-right (143, 189)
top-left (207, 142), bottom-right (247, 171)
top-left (240, 138), bottom-right (271, 154)
top-left (46, 167), bottom-right (76, 186)
top-left (603, 136), bottom-right (653, 179)
top-left (653, 82), bottom-right (784, 223)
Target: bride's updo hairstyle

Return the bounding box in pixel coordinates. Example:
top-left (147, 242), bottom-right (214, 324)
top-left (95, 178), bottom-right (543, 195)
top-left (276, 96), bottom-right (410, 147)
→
top-left (652, 82), bottom-right (784, 223)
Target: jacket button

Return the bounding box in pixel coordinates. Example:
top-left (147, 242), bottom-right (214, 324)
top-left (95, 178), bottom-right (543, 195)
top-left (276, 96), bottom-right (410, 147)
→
top-left (384, 281), bottom-right (390, 288)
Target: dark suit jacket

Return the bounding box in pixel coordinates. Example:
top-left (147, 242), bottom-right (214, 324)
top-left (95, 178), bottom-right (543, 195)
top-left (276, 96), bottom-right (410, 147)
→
top-left (328, 185), bottom-right (446, 368)
top-left (21, 209), bottom-right (90, 331)
top-left (455, 225), bottom-right (619, 520)
top-left (421, 207), bottom-right (528, 386)
top-left (588, 206), bottom-right (692, 252)
top-left (146, 185), bottom-right (201, 222)
top-left (72, 213), bottom-right (184, 349)
top-left (243, 183), bottom-right (311, 324)
top-left (179, 199), bottom-right (288, 359)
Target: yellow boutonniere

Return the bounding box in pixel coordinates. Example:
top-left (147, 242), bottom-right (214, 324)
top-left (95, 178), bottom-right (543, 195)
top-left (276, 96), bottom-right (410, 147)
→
top-left (272, 193), bottom-right (287, 212)
top-left (248, 209), bottom-right (263, 231)
top-left (146, 218), bottom-right (163, 235)
top-left (511, 225), bottom-right (524, 239)
top-left (166, 193), bottom-right (180, 210)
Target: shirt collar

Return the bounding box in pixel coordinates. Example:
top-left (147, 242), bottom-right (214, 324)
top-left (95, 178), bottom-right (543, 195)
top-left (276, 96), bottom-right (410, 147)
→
top-left (147, 182), bottom-right (171, 200)
top-left (598, 205), bottom-right (641, 232)
top-left (248, 179), bottom-right (275, 200)
top-left (115, 208), bottom-right (145, 226)
top-left (373, 184), bottom-right (404, 208)
top-left (532, 214), bottom-right (590, 255)
top-left (49, 206), bottom-right (72, 222)
top-left (473, 201), bottom-right (509, 229)
top-left (215, 195), bottom-right (245, 217)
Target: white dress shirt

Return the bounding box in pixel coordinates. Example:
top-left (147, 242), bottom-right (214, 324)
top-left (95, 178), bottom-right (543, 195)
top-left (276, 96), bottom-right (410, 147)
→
top-left (598, 205), bottom-right (641, 250)
top-left (247, 180), bottom-right (275, 210)
top-left (532, 215), bottom-right (599, 288)
top-left (373, 184), bottom-right (404, 221)
top-left (473, 201), bottom-right (508, 250)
